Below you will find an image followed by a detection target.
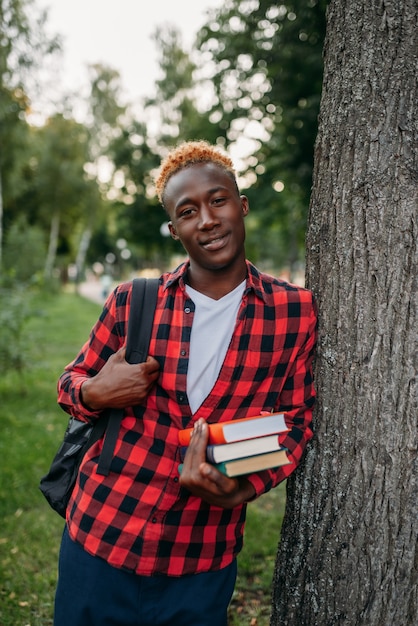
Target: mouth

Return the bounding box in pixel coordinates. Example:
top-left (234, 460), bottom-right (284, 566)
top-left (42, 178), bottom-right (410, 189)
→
top-left (201, 234), bottom-right (228, 251)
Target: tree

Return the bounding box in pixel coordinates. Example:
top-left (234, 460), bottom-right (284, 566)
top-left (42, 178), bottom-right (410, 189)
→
top-left (196, 0), bottom-right (326, 272)
top-left (108, 27), bottom-right (218, 269)
top-left (73, 63), bottom-right (128, 282)
top-left (0, 0), bottom-right (60, 271)
top-left (31, 114), bottom-right (91, 281)
top-left (145, 26), bottom-right (216, 145)
top-left (271, 1), bottom-right (417, 624)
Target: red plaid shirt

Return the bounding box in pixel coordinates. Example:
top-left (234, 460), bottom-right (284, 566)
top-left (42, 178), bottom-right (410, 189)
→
top-left (58, 260), bottom-right (317, 576)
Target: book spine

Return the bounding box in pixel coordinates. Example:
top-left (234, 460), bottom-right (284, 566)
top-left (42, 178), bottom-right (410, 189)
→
top-left (177, 413), bottom-right (289, 446)
top-left (178, 424), bottom-right (227, 446)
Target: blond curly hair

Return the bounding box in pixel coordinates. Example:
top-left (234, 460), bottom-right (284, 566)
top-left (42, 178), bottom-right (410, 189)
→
top-left (155, 140), bottom-right (237, 206)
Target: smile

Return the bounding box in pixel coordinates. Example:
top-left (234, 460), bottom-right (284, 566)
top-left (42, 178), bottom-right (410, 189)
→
top-left (201, 235), bottom-right (228, 251)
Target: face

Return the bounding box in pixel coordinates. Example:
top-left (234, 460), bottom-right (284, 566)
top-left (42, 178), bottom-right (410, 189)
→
top-left (164, 162), bottom-right (249, 278)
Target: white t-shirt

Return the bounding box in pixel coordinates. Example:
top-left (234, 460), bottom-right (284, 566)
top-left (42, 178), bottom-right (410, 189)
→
top-left (186, 280), bottom-right (246, 414)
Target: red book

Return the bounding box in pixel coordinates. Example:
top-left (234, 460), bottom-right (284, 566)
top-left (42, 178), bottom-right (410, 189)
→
top-left (178, 412), bottom-right (289, 446)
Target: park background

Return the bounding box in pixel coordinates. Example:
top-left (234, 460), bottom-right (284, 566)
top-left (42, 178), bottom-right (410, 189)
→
top-left (1, 0), bottom-right (417, 625)
top-left (1, 1), bottom-right (325, 624)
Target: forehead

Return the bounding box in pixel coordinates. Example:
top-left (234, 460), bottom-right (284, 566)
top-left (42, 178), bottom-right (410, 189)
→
top-left (164, 162), bottom-right (236, 204)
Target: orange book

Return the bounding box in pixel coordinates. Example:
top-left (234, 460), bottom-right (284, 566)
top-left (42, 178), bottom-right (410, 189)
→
top-left (178, 412), bottom-right (289, 446)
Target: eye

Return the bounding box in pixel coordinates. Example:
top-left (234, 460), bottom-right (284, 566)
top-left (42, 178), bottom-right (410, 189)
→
top-left (179, 207), bottom-right (195, 218)
top-left (212, 195), bottom-right (227, 206)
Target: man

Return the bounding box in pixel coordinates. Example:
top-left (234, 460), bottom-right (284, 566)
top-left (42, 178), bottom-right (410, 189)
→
top-left (54, 140), bottom-right (318, 626)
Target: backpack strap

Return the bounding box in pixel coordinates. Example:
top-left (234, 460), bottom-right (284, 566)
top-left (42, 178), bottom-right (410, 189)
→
top-left (96, 277), bottom-right (159, 476)
top-left (127, 277), bottom-right (160, 364)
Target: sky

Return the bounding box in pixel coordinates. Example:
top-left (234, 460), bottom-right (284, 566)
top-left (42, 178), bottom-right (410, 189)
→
top-left (34, 0), bottom-right (257, 172)
top-left (37, 0), bottom-right (224, 114)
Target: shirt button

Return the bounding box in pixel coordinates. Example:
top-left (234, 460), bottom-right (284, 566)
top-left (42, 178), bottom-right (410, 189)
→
top-left (184, 307), bottom-right (191, 313)
top-left (181, 350), bottom-right (186, 356)
top-left (174, 476), bottom-right (179, 483)
top-left (152, 517), bottom-right (157, 524)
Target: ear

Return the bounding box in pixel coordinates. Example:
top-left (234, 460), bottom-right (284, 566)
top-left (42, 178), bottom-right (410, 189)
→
top-left (168, 221), bottom-right (180, 241)
top-left (240, 195), bottom-right (249, 216)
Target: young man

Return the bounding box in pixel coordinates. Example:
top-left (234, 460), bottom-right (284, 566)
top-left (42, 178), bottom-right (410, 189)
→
top-left (54, 140), bottom-right (318, 626)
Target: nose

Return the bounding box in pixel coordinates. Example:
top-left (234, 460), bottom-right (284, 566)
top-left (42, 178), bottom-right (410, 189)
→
top-left (198, 204), bottom-right (220, 230)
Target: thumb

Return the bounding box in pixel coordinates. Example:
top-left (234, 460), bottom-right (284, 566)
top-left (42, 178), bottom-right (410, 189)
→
top-left (114, 346), bottom-right (127, 361)
top-left (144, 355), bottom-right (160, 373)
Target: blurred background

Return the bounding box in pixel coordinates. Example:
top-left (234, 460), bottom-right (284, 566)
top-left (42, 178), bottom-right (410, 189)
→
top-left (0, 2), bottom-right (326, 623)
top-left (1, 0), bottom-right (326, 295)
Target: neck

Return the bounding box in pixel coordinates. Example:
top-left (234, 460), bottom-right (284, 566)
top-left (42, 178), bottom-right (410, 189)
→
top-left (186, 264), bottom-right (247, 300)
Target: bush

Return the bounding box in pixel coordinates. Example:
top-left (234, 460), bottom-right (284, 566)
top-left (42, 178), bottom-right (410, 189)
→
top-left (0, 284), bottom-right (35, 375)
top-left (3, 219), bottom-right (46, 283)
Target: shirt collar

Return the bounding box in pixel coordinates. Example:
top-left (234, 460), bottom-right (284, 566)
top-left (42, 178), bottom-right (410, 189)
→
top-left (245, 260), bottom-right (267, 303)
top-left (162, 259), bottom-right (267, 303)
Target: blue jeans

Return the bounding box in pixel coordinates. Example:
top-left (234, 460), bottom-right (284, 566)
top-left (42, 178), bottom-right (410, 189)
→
top-left (54, 525), bottom-right (237, 626)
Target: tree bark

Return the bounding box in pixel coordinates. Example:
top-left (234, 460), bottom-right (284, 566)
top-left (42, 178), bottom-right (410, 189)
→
top-left (44, 211), bottom-right (60, 281)
top-left (271, 1), bottom-right (418, 625)
top-left (0, 168), bottom-right (3, 272)
top-left (74, 226), bottom-right (92, 290)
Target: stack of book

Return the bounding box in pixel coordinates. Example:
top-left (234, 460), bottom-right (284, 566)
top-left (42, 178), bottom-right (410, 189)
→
top-left (178, 412), bottom-right (291, 477)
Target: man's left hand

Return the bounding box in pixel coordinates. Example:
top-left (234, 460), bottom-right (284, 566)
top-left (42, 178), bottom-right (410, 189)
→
top-left (179, 418), bottom-right (256, 508)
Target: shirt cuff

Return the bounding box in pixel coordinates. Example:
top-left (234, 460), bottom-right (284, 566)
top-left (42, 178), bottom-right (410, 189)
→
top-left (244, 471), bottom-right (273, 501)
top-left (74, 379), bottom-right (102, 421)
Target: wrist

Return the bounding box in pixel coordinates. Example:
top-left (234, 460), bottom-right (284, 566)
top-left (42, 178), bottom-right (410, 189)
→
top-left (80, 379), bottom-right (101, 410)
top-left (238, 477), bottom-right (257, 503)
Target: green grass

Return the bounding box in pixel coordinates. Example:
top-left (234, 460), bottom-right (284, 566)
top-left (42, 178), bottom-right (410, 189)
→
top-left (0, 289), bottom-right (285, 626)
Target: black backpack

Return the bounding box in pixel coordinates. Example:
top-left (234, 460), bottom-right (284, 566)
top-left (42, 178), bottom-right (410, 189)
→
top-left (39, 277), bottom-right (159, 518)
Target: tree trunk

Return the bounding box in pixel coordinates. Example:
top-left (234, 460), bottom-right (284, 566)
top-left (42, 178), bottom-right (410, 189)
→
top-left (271, 1), bottom-right (417, 625)
top-left (44, 211), bottom-right (60, 281)
top-left (74, 226), bottom-right (92, 291)
top-left (0, 168), bottom-right (3, 272)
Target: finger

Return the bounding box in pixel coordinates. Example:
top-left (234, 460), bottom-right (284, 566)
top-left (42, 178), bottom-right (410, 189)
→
top-left (188, 419), bottom-right (209, 453)
top-left (181, 420), bottom-right (208, 474)
top-left (144, 355), bottom-right (160, 373)
top-left (199, 462), bottom-right (238, 495)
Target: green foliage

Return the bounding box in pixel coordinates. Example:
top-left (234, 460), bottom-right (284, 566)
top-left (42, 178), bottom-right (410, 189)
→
top-left (0, 291), bottom-right (285, 625)
top-left (0, 0), bottom-right (62, 258)
top-left (0, 283), bottom-right (35, 374)
top-left (1, 0), bottom-right (327, 281)
top-left (105, 120), bottom-right (177, 265)
top-left (0, 0), bottom-right (61, 89)
top-left (229, 488), bottom-right (285, 625)
top-left (3, 217), bottom-right (46, 281)
top-left (196, 0), bottom-right (327, 269)
top-left (0, 86), bottom-right (31, 201)
top-left (0, 291), bottom-right (101, 625)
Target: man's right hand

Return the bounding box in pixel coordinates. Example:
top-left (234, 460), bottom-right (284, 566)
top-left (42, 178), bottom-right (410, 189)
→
top-left (80, 348), bottom-right (160, 410)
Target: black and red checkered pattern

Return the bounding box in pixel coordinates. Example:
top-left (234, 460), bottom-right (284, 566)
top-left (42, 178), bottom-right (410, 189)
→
top-left (58, 260), bottom-right (317, 576)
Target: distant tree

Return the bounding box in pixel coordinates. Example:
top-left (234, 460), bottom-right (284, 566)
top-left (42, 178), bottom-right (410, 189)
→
top-left (106, 118), bottom-right (171, 268)
top-left (86, 63), bottom-right (127, 158)
top-left (30, 114), bottom-right (91, 281)
top-left (145, 26), bottom-right (219, 147)
top-left (196, 0), bottom-right (327, 273)
top-left (271, 1), bottom-right (417, 624)
top-left (0, 0), bottom-right (60, 271)
top-left (2, 216), bottom-right (46, 282)
top-left (107, 26), bottom-right (220, 268)
top-left (72, 63), bottom-right (127, 282)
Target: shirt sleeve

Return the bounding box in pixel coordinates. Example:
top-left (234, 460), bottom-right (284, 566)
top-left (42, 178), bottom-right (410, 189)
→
top-left (57, 286), bottom-right (127, 422)
top-left (245, 293), bottom-right (318, 499)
